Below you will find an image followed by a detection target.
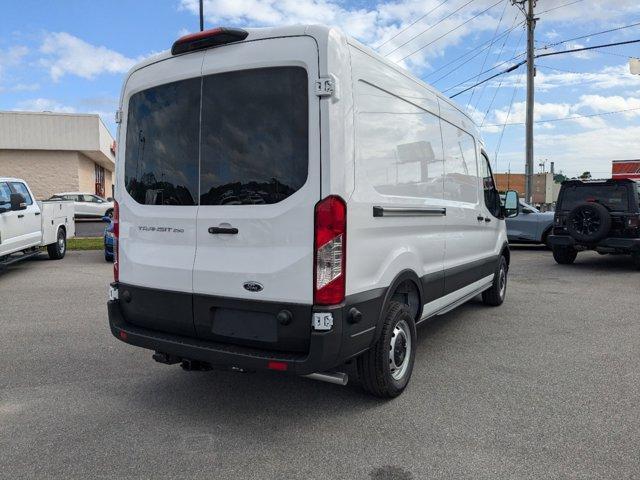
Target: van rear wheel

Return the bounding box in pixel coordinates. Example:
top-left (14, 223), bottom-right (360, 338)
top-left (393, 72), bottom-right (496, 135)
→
top-left (47, 228), bottom-right (66, 260)
top-left (357, 301), bottom-right (416, 398)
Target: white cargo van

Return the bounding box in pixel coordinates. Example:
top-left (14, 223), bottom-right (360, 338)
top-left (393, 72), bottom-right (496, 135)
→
top-left (0, 177), bottom-right (75, 266)
top-left (108, 26), bottom-right (519, 397)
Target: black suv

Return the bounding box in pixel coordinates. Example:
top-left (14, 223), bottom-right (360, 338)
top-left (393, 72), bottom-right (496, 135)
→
top-left (548, 179), bottom-right (640, 268)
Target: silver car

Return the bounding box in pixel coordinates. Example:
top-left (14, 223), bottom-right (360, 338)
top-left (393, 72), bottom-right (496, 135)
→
top-left (506, 200), bottom-right (555, 246)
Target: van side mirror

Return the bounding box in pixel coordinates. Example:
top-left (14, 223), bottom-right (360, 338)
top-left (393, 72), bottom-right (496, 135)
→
top-left (503, 190), bottom-right (519, 218)
top-left (10, 193), bottom-right (27, 211)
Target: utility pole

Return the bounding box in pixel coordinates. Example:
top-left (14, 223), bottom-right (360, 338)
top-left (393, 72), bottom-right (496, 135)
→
top-left (513, 0), bottom-right (536, 203)
top-left (199, 0), bottom-right (204, 32)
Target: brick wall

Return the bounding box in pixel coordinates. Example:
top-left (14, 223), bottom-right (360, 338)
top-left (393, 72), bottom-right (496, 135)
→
top-left (0, 149), bottom-right (79, 199)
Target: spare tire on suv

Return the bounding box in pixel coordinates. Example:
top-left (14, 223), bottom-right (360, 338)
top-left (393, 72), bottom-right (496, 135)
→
top-left (566, 202), bottom-right (611, 243)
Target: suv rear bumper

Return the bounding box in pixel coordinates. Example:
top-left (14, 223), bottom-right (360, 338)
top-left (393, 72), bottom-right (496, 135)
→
top-left (548, 235), bottom-right (640, 251)
top-left (107, 284), bottom-right (385, 376)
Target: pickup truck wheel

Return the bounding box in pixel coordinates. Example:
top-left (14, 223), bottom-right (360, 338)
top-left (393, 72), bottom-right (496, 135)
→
top-left (552, 246), bottom-right (577, 265)
top-left (47, 228), bottom-right (66, 260)
top-left (357, 301), bottom-right (416, 398)
top-left (105, 209), bottom-right (113, 218)
top-left (482, 256), bottom-right (508, 306)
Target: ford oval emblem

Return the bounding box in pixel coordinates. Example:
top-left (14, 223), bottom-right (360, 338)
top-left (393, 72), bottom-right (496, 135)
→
top-left (243, 281), bottom-right (263, 293)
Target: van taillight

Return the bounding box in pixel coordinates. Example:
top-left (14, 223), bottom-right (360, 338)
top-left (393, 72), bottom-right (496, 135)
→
top-left (314, 196), bottom-right (346, 305)
top-left (113, 200), bottom-right (119, 282)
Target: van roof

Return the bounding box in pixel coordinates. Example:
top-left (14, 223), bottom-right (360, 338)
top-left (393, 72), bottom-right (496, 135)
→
top-left (126, 24), bottom-right (478, 132)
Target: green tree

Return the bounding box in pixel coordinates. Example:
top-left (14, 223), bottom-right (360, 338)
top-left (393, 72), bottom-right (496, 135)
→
top-left (579, 171), bottom-right (592, 180)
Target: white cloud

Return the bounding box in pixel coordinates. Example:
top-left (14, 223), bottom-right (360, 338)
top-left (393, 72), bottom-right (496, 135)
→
top-left (577, 94), bottom-right (640, 118)
top-left (0, 45), bottom-right (29, 77)
top-left (15, 98), bottom-right (76, 113)
top-left (39, 32), bottom-right (137, 81)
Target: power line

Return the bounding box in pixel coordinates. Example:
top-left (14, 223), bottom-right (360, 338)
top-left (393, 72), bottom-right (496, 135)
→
top-left (450, 59), bottom-right (526, 98)
top-left (383, 0), bottom-right (478, 57)
top-left (430, 22), bottom-right (524, 85)
top-left (471, 11), bottom-right (523, 110)
top-left (536, 38), bottom-right (640, 58)
top-left (536, 20), bottom-right (640, 50)
top-left (444, 50), bottom-right (526, 93)
top-left (536, 0), bottom-right (585, 15)
top-left (479, 26), bottom-right (527, 125)
top-left (467, 0), bottom-right (511, 108)
top-left (493, 71), bottom-right (525, 170)
top-left (446, 38), bottom-right (640, 98)
top-left (483, 106), bottom-right (640, 127)
top-left (425, 20), bottom-right (524, 81)
top-left (397, 0), bottom-right (506, 62)
top-left (374, 0), bottom-right (449, 50)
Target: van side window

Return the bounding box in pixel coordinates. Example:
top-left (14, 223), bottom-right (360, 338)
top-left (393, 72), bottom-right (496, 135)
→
top-left (200, 67), bottom-right (308, 206)
top-left (0, 182), bottom-right (11, 210)
top-left (479, 153), bottom-right (501, 217)
top-left (356, 81), bottom-right (444, 200)
top-left (441, 122), bottom-right (478, 204)
top-left (10, 182), bottom-right (33, 205)
top-left (124, 77), bottom-right (200, 206)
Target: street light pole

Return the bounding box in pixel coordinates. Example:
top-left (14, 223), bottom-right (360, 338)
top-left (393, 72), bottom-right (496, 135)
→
top-left (524, 0), bottom-right (536, 204)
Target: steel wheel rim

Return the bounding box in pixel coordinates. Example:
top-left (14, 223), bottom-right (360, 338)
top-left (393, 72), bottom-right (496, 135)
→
top-left (498, 264), bottom-right (507, 298)
top-left (58, 233), bottom-right (65, 254)
top-left (389, 319), bottom-right (411, 381)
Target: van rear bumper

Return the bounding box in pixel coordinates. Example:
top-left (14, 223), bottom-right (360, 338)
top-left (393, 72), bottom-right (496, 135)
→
top-left (108, 296), bottom-right (358, 376)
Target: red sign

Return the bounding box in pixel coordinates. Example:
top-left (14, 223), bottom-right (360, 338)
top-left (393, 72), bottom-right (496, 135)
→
top-left (612, 160), bottom-right (640, 180)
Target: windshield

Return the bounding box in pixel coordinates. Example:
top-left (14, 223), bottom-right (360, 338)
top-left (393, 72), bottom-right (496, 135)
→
top-left (560, 184), bottom-right (630, 211)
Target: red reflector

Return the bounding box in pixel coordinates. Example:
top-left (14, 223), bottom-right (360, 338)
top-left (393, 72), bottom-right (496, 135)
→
top-left (171, 27), bottom-right (248, 55)
top-left (267, 361), bottom-right (288, 371)
top-left (119, 331), bottom-right (128, 341)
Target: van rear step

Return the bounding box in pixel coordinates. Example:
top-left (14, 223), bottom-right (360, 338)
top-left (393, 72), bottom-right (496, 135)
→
top-left (0, 249), bottom-right (41, 269)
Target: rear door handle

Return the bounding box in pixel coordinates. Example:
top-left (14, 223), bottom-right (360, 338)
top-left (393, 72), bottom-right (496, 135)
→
top-left (484, 217), bottom-right (492, 223)
top-left (208, 226), bottom-right (238, 235)
top-left (35, 212), bottom-right (41, 216)
top-left (18, 214), bottom-right (24, 219)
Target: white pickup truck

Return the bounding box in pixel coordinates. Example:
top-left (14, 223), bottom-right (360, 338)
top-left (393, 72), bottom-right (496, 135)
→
top-left (0, 177), bottom-right (75, 268)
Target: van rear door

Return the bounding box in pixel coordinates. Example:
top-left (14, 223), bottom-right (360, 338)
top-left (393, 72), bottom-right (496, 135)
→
top-left (192, 37), bottom-right (321, 343)
top-left (118, 52), bottom-right (204, 336)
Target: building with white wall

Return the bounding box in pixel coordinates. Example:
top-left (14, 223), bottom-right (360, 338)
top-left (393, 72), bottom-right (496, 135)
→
top-left (0, 111), bottom-right (115, 199)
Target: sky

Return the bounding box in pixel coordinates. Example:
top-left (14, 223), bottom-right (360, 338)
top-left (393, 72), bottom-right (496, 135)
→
top-left (1, 0), bottom-right (640, 178)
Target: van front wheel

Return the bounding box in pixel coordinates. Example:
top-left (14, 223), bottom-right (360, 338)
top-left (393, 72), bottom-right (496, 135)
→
top-left (357, 301), bottom-right (416, 398)
top-left (482, 256), bottom-right (508, 306)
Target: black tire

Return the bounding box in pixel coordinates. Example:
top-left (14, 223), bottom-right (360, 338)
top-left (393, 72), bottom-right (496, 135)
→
top-left (47, 228), bottom-right (66, 260)
top-left (482, 255), bottom-right (508, 306)
top-left (105, 209), bottom-right (114, 219)
top-left (552, 246), bottom-right (577, 265)
top-left (542, 228), bottom-right (552, 249)
top-left (566, 202), bottom-right (611, 243)
top-left (105, 254), bottom-right (113, 263)
top-left (357, 301), bottom-right (416, 398)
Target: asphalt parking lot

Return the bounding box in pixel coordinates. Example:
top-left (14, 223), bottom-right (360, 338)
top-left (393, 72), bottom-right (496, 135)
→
top-left (1, 249), bottom-right (638, 479)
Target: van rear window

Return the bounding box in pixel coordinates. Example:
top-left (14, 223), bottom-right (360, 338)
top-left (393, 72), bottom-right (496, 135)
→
top-left (125, 78), bottom-right (200, 205)
top-left (124, 67), bottom-right (308, 207)
top-left (199, 67), bottom-right (308, 205)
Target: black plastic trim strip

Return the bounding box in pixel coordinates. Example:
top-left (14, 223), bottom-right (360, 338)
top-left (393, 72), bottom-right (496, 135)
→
top-left (373, 206), bottom-right (447, 217)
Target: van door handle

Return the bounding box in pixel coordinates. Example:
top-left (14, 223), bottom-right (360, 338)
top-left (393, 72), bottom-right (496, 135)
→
top-left (35, 212), bottom-right (41, 216)
top-left (484, 217), bottom-right (492, 223)
top-left (208, 226), bottom-right (238, 235)
top-left (18, 214), bottom-right (25, 219)
top-left (477, 215), bottom-right (484, 222)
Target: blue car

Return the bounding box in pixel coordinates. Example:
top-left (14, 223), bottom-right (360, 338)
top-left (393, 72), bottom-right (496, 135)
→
top-left (102, 216), bottom-right (115, 262)
top-left (505, 200), bottom-right (555, 247)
